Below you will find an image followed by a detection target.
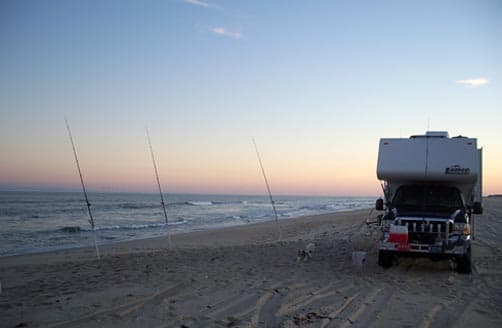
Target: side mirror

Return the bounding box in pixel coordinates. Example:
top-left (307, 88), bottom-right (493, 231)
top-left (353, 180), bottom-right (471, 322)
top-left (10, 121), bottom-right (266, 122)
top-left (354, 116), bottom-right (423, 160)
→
top-left (375, 198), bottom-right (384, 211)
top-left (473, 202), bottom-right (483, 215)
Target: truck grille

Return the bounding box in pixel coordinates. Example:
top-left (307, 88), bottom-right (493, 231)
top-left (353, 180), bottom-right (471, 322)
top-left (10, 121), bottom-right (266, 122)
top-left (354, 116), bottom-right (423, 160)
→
top-left (394, 220), bottom-right (453, 245)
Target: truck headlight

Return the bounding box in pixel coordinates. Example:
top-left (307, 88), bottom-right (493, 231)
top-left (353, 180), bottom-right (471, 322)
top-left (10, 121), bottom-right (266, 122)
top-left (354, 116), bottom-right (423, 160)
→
top-left (453, 223), bottom-right (470, 235)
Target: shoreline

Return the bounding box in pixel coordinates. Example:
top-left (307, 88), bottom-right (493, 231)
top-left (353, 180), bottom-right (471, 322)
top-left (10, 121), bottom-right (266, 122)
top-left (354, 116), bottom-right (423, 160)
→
top-left (0, 208), bottom-right (371, 266)
top-left (0, 207), bottom-right (372, 263)
top-left (0, 191), bottom-right (375, 259)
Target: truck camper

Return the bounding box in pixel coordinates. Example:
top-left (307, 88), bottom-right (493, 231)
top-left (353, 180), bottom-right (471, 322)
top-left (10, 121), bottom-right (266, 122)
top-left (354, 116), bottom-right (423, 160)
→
top-left (375, 131), bottom-right (482, 273)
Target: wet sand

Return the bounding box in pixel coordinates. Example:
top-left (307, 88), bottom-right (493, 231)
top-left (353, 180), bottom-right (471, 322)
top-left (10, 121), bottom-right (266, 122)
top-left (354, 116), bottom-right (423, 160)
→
top-left (1, 199), bottom-right (502, 327)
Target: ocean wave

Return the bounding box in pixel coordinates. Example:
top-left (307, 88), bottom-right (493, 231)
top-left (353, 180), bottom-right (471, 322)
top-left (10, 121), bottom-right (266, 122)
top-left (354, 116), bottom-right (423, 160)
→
top-left (119, 203), bottom-right (158, 209)
top-left (94, 221), bottom-right (186, 231)
top-left (118, 201), bottom-right (226, 209)
top-left (59, 220), bottom-right (188, 233)
top-left (225, 215), bottom-right (249, 220)
top-left (94, 199), bottom-right (258, 210)
top-left (185, 201), bottom-right (213, 206)
top-left (166, 200), bottom-right (254, 207)
top-left (60, 226), bottom-right (82, 233)
top-left (162, 201), bottom-right (212, 207)
top-left (181, 200), bottom-right (249, 206)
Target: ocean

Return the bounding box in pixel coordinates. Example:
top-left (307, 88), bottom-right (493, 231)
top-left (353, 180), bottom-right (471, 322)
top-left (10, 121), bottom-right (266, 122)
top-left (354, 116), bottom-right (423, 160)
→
top-left (0, 191), bottom-right (374, 257)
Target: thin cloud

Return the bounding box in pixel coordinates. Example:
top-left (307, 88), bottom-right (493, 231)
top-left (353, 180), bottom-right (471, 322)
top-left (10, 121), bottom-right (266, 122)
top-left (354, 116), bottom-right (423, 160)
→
top-left (456, 77), bottom-right (490, 88)
top-left (211, 27), bottom-right (242, 39)
top-left (184, 0), bottom-right (209, 8)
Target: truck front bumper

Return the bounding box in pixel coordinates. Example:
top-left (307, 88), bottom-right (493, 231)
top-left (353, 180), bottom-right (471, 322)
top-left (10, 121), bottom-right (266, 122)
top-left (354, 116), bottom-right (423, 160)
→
top-left (379, 234), bottom-right (470, 258)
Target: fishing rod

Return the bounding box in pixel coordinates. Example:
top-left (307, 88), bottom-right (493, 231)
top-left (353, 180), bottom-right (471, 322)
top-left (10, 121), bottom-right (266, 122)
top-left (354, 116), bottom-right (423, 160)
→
top-left (252, 138), bottom-right (282, 241)
top-left (64, 117), bottom-right (100, 259)
top-left (146, 127), bottom-right (172, 248)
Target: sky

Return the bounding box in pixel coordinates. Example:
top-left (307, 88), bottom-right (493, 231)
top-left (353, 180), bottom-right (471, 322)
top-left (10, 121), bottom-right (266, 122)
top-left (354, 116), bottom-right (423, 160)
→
top-left (0, 0), bottom-right (501, 196)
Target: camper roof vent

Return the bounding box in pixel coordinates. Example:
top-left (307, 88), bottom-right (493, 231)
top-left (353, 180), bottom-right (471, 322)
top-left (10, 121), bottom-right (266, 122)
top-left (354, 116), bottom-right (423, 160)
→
top-left (410, 131), bottom-right (449, 139)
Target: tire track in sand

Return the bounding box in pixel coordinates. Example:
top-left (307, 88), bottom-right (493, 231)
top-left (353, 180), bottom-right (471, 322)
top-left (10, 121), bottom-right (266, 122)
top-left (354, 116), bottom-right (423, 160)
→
top-left (277, 284), bottom-right (338, 315)
top-left (202, 292), bottom-right (260, 319)
top-left (250, 283), bottom-right (284, 327)
top-left (337, 287), bottom-right (384, 328)
top-left (45, 283), bottom-right (185, 327)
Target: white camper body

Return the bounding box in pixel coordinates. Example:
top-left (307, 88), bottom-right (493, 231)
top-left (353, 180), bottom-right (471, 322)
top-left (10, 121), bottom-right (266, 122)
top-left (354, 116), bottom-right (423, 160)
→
top-left (375, 131), bottom-right (483, 273)
top-left (377, 131), bottom-right (482, 206)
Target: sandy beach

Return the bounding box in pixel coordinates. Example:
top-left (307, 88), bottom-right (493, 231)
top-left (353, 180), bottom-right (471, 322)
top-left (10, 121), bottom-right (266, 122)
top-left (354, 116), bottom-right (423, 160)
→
top-left (1, 198), bottom-right (502, 328)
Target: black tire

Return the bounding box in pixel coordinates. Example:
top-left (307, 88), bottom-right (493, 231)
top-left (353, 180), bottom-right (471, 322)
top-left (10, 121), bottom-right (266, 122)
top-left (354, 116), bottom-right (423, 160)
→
top-left (456, 248), bottom-right (472, 274)
top-left (378, 250), bottom-right (393, 268)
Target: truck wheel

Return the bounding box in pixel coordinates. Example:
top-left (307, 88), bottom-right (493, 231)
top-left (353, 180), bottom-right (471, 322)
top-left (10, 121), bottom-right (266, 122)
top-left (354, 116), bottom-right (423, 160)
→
top-left (378, 250), bottom-right (393, 268)
top-left (456, 248), bottom-right (472, 274)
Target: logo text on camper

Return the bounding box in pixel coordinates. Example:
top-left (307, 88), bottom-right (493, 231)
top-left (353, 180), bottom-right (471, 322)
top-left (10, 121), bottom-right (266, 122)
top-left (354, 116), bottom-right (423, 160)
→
top-left (445, 165), bottom-right (470, 175)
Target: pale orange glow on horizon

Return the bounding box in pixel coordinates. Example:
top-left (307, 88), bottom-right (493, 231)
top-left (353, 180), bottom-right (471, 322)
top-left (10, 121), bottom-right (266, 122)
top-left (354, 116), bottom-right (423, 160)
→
top-left (1, 128), bottom-right (500, 196)
top-left (2, 157), bottom-right (500, 197)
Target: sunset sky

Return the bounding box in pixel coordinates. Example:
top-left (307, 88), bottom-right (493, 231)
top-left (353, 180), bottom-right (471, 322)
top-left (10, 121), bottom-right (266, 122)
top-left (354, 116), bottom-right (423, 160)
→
top-left (1, 0), bottom-right (501, 196)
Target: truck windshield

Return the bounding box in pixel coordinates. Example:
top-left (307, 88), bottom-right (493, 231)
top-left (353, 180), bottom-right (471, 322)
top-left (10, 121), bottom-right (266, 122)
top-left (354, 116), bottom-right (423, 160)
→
top-left (392, 185), bottom-right (463, 213)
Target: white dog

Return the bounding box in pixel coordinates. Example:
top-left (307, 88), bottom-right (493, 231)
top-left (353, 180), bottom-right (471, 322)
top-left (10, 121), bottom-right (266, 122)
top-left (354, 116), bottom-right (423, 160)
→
top-left (297, 243), bottom-right (315, 262)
